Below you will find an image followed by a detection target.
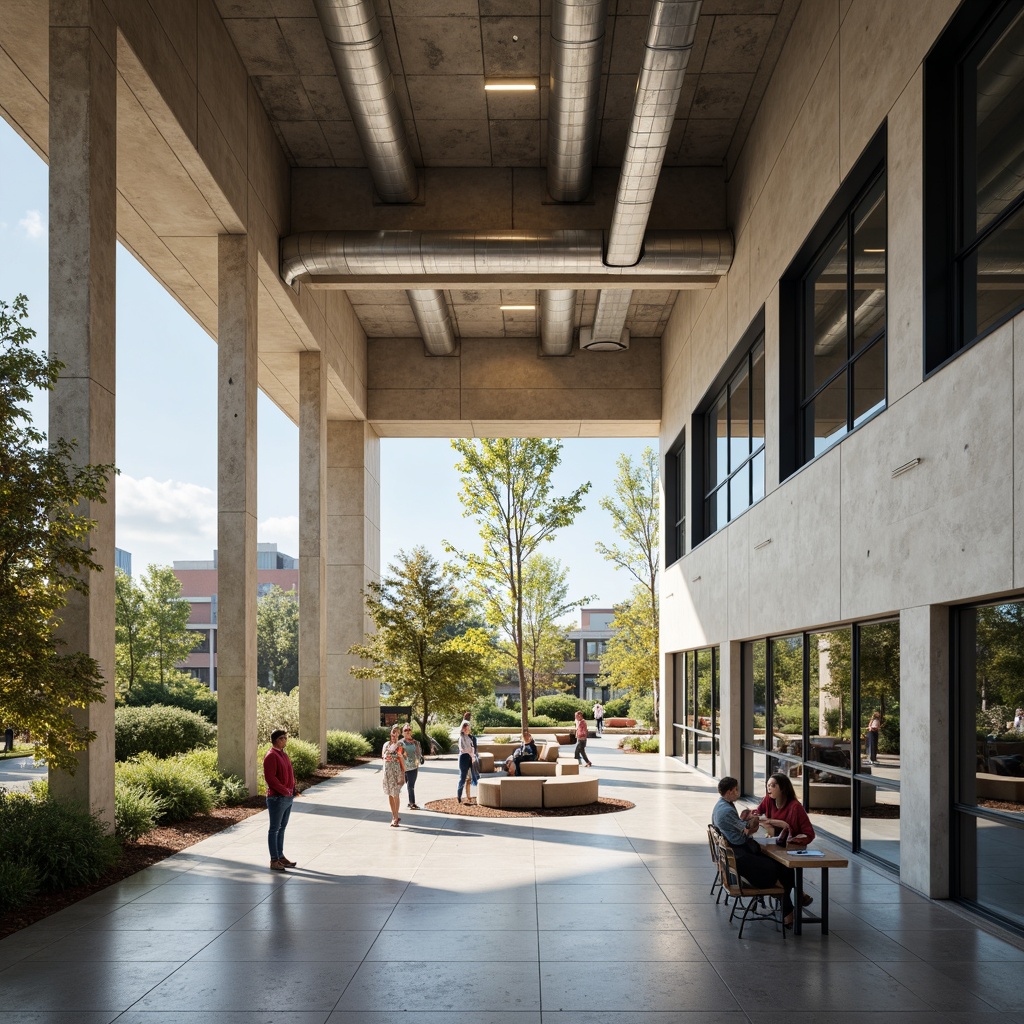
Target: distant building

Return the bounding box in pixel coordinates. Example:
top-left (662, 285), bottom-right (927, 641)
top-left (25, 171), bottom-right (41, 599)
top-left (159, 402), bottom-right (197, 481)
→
top-left (172, 543), bottom-right (298, 690)
top-left (115, 547), bottom-right (132, 575)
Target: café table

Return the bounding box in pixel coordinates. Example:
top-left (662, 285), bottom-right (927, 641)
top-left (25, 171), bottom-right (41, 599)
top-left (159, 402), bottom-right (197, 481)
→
top-left (758, 839), bottom-right (849, 935)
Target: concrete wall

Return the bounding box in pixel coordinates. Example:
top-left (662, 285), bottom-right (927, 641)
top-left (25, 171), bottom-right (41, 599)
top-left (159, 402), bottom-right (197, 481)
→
top-left (658, 0), bottom-right (1021, 896)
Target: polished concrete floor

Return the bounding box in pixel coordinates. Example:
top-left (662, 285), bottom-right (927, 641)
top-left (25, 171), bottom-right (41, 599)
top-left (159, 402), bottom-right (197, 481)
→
top-left (2, 741), bottom-right (1023, 1023)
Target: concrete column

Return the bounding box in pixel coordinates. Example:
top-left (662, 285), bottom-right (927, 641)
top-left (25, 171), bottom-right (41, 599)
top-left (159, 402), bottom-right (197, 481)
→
top-left (298, 351), bottom-right (327, 756)
top-left (216, 235), bottom-right (258, 793)
top-left (720, 640), bottom-right (741, 780)
top-left (900, 604), bottom-right (951, 898)
top-left (47, 2), bottom-right (117, 823)
top-left (326, 421), bottom-right (381, 732)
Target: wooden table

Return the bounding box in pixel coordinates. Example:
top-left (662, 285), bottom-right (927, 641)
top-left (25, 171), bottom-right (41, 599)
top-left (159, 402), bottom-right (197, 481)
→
top-left (759, 841), bottom-right (849, 935)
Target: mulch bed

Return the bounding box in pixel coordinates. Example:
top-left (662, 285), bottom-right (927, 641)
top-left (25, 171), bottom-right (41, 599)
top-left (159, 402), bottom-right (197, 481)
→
top-left (423, 796), bottom-right (635, 818)
top-left (0, 762), bottom-right (366, 940)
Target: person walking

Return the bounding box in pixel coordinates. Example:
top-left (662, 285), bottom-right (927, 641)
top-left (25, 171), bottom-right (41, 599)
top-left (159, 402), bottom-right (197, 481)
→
top-left (574, 710), bottom-right (593, 768)
top-left (593, 701), bottom-right (605, 736)
top-left (865, 711), bottom-right (882, 765)
top-left (382, 724), bottom-right (407, 826)
top-left (263, 729), bottom-right (301, 871)
top-left (400, 724), bottom-right (423, 809)
top-left (457, 720), bottom-right (478, 803)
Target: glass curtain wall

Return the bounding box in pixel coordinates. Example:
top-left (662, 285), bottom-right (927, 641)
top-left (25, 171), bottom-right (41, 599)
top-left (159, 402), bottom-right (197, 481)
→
top-left (954, 598), bottom-right (1024, 931)
top-left (741, 621), bottom-right (901, 868)
top-left (671, 646), bottom-right (721, 774)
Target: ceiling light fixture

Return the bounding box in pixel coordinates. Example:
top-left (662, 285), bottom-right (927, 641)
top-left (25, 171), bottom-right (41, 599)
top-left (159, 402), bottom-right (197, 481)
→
top-left (863, 248), bottom-right (885, 253)
top-left (485, 81), bottom-right (537, 91)
top-left (500, 305), bottom-right (536, 311)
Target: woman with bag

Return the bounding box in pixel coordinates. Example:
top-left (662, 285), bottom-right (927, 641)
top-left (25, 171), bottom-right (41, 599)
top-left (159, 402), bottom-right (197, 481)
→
top-left (382, 724), bottom-right (407, 826)
top-left (456, 719), bottom-right (478, 804)
top-left (400, 724), bottom-right (424, 809)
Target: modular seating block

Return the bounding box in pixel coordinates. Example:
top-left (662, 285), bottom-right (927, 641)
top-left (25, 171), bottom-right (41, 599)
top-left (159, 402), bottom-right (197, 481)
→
top-left (499, 777), bottom-right (546, 808)
top-left (477, 779), bottom-right (503, 808)
top-left (542, 776), bottom-right (599, 808)
top-left (477, 743), bottom-right (518, 760)
top-left (519, 760), bottom-right (581, 777)
top-left (476, 752), bottom-right (495, 773)
top-left (976, 772), bottom-right (1024, 801)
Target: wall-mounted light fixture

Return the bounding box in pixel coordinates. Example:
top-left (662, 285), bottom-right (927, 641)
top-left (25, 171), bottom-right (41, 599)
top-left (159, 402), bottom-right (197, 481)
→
top-left (754, 538), bottom-right (772, 550)
top-left (500, 305), bottom-right (536, 311)
top-left (891, 457), bottom-right (922, 478)
top-left (485, 81), bottom-right (537, 91)
top-left (691, 575), bottom-right (702, 582)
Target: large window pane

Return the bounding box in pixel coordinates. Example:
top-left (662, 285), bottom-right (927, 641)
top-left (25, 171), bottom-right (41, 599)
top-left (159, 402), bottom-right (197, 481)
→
top-left (807, 372), bottom-right (848, 456)
top-left (964, 203), bottom-right (1024, 339)
top-left (964, 817), bottom-right (1024, 930)
top-left (852, 339), bottom-right (886, 428)
top-left (751, 340), bottom-right (765, 452)
top-left (808, 629), bottom-right (853, 779)
top-left (711, 392), bottom-right (728, 487)
top-left (860, 786), bottom-right (901, 868)
top-left (973, 9), bottom-right (1024, 234)
top-left (729, 464), bottom-right (750, 520)
top-left (729, 365), bottom-right (751, 465)
top-left (809, 233), bottom-right (849, 393)
top-left (852, 181), bottom-right (887, 355)
top-left (860, 620), bottom-right (901, 782)
top-left (771, 635), bottom-right (803, 759)
top-left (807, 775), bottom-right (853, 844)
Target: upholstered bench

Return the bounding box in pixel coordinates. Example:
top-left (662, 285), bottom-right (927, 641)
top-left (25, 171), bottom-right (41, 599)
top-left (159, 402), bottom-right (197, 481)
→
top-left (541, 776), bottom-right (599, 808)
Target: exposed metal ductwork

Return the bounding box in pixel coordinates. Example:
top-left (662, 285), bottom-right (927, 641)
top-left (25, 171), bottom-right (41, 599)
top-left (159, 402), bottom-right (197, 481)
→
top-left (282, 229), bottom-right (732, 285)
top-left (313, 0), bottom-right (418, 203)
top-left (407, 290), bottom-right (456, 355)
top-left (586, 0), bottom-right (702, 349)
top-left (548, 0), bottom-right (609, 203)
top-left (540, 290), bottom-right (578, 355)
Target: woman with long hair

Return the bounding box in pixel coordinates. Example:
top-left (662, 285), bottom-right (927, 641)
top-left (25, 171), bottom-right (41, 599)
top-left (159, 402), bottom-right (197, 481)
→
top-left (754, 773), bottom-right (815, 846)
top-left (382, 724), bottom-right (407, 826)
top-left (456, 720), bottom-right (477, 804)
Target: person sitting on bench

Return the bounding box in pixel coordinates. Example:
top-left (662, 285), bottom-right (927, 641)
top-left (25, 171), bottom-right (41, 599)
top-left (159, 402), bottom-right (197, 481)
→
top-left (504, 731), bottom-right (538, 776)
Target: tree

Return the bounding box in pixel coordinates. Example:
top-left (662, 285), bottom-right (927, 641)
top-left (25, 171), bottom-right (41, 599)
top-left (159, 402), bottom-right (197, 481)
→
top-left (596, 447), bottom-right (660, 723)
top-left (599, 585), bottom-right (658, 712)
top-left (349, 546), bottom-right (491, 741)
top-left (448, 438), bottom-right (590, 731)
top-left (114, 565), bottom-right (200, 689)
top-left (257, 585), bottom-right (299, 691)
top-left (0, 294), bottom-right (114, 771)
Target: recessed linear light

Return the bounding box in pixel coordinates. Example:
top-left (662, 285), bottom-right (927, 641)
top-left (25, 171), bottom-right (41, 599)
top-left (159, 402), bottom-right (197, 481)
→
top-left (863, 248), bottom-right (886, 253)
top-left (485, 81), bottom-right (537, 92)
top-left (500, 305), bottom-right (536, 311)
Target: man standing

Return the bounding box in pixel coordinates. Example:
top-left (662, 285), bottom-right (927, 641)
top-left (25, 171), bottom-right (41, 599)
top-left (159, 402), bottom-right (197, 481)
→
top-left (593, 701), bottom-right (605, 736)
top-left (263, 729), bottom-right (300, 871)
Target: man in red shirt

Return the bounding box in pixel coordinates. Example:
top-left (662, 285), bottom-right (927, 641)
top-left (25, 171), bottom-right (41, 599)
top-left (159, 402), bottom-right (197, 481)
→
top-left (263, 729), bottom-right (300, 871)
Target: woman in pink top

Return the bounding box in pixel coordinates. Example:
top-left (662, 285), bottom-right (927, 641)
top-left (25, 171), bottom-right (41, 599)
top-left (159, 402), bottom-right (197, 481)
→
top-left (573, 711), bottom-right (592, 768)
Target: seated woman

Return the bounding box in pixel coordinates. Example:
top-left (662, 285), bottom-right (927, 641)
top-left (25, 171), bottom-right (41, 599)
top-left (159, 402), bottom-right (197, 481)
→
top-left (504, 731), bottom-right (538, 776)
top-left (754, 773), bottom-right (816, 847)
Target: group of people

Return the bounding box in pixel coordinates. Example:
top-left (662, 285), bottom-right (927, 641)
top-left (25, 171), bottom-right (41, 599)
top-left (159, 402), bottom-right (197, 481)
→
top-left (712, 771), bottom-right (816, 928)
top-left (380, 723), bottom-right (426, 824)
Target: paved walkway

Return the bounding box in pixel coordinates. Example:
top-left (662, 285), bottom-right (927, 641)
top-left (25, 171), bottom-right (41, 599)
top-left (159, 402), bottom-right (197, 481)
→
top-left (2, 741), bottom-right (1023, 1023)
top-left (0, 754), bottom-right (46, 793)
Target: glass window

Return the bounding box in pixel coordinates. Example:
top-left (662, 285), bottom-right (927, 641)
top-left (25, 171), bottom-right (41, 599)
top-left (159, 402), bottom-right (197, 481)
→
top-left (799, 172), bottom-right (886, 462)
top-left (925, 1), bottom-right (1024, 370)
top-left (699, 333), bottom-right (765, 541)
top-left (585, 639), bottom-right (607, 660)
top-left (671, 646), bottom-right (719, 774)
top-left (666, 434), bottom-right (685, 564)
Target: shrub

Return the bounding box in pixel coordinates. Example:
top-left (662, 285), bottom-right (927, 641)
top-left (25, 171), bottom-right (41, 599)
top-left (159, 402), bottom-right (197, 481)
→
top-left (256, 687), bottom-right (300, 743)
top-left (120, 673), bottom-right (218, 723)
top-left (533, 694), bottom-right (591, 722)
top-left (256, 738), bottom-right (320, 794)
top-left (603, 697), bottom-right (629, 717)
top-left (327, 730), bottom-right (371, 763)
top-left (0, 792), bottom-right (119, 890)
top-left (114, 783), bottom-right (165, 842)
top-left (527, 714), bottom-right (557, 728)
top-left (115, 753), bottom-right (216, 822)
top-left (629, 694), bottom-right (656, 727)
top-left (174, 748), bottom-right (249, 806)
top-left (361, 726), bottom-right (391, 754)
top-left (470, 698), bottom-right (520, 728)
top-left (491, 734), bottom-right (514, 744)
top-left (428, 725), bottom-right (452, 754)
top-left (0, 859), bottom-right (40, 912)
top-left (622, 734), bottom-right (659, 753)
top-left (114, 705), bottom-right (216, 761)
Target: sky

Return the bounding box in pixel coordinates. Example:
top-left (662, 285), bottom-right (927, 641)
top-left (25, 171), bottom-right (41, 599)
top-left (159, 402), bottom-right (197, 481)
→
top-left (0, 117), bottom-right (656, 614)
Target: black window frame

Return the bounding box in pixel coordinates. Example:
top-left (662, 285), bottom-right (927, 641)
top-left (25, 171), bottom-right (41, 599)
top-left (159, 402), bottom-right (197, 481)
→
top-left (691, 308), bottom-right (766, 545)
top-left (665, 430), bottom-right (686, 565)
top-left (925, 0), bottom-right (1024, 374)
top-left (780, 126), bottom-right (887, 480)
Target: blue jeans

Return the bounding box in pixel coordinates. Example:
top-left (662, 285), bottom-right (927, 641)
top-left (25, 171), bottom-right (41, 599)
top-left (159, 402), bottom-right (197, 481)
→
top-left (267, 794), bottom-right (294, 861)
top-left (458, 753), bottom-right (477, 797)
top-left (405, 767), bottom-right (419, 804)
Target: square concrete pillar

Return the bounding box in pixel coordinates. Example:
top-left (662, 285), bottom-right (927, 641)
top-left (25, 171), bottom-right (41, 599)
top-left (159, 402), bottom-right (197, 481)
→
top-left (326, 420), bottom-right (381, 732)
top-left (298, 351), bottom-right (327, 756)
top-left (46, 4), bottom-right (117, 823)
top-left (900, 604), bottom-right (950, 898)
top-left (720, 640), bottom-right (742, 780)
top-left (216, 235), bottom-right (258, 793)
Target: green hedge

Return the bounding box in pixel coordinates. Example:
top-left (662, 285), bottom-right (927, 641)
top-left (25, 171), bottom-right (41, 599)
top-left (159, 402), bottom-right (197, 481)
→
top-left (0, 791), bottom-right (119, 891)
top-left (622, 734), bottom-right (659, 753)
top-left (119, 674), bottom-right (218, 723)
top-left (361, 726), bottom-right (391, 754)
top-left (533, 694), bottom-right (592, 722)
top-left (470, 699), bottom-right (520, 728)
top-left (628, 694), bottom-right (655, 727)
top-left (327, 730), bottom-right (371, 763)
top-left (114, 705), bottom-right (216, 761)
top-left (527, 714), bottom-right (557, 728)
top-left (0, 859), bottom-right (40, 913)
top-left (427, 724), bottom-right (452, 754)
top-left (174, 748), bottom-right (249, 805)
top-left (603, 697), bottom-right (630, 717)
top-left (256, 738), bottom-right (320, 794)
top-left (115, 753), bottom-right (216, 822)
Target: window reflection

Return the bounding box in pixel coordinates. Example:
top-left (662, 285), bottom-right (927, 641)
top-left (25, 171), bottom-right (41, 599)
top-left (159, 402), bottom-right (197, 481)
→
top-left (860, 620), bottom-right (901, 781)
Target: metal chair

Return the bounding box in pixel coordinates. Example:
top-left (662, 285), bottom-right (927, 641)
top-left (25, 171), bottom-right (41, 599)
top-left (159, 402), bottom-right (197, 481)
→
top-left (712, 830), bottom-right (786, 940)
top-left (707, 823), bottom-right (730, 904)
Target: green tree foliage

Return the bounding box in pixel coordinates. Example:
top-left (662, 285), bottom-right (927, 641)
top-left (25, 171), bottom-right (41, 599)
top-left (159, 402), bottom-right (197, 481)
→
top-left (119, 674), bottom-right (218, 723)
top-left (349, 546), bottom-right (492, 743)
top-left (256, 686), bottom-right (300, 743)
top-left (449, 438), bottom-right (590, 731)
top-left (256, 585), bottom-right (299, 690)
top-left (113, 705), bottom-right (216, 761)
top-left (977, 602), bottom-right (1024, 713)
top-left (0, 295), bottom-right (114, 771)
top-left (115, 565), bottom-right (200, 688)
top-left (600, 585), bottom-right (659, 712)
top-left (595, 447), bottom-right (660, 721)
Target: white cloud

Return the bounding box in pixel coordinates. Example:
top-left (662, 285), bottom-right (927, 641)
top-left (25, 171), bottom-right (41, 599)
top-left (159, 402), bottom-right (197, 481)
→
top-left (116, 475), bottom-right (217, 570)
top-left (259, 515), bottom-right (299, 559)
top-left (18, 209), bottom-right (44, 240)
